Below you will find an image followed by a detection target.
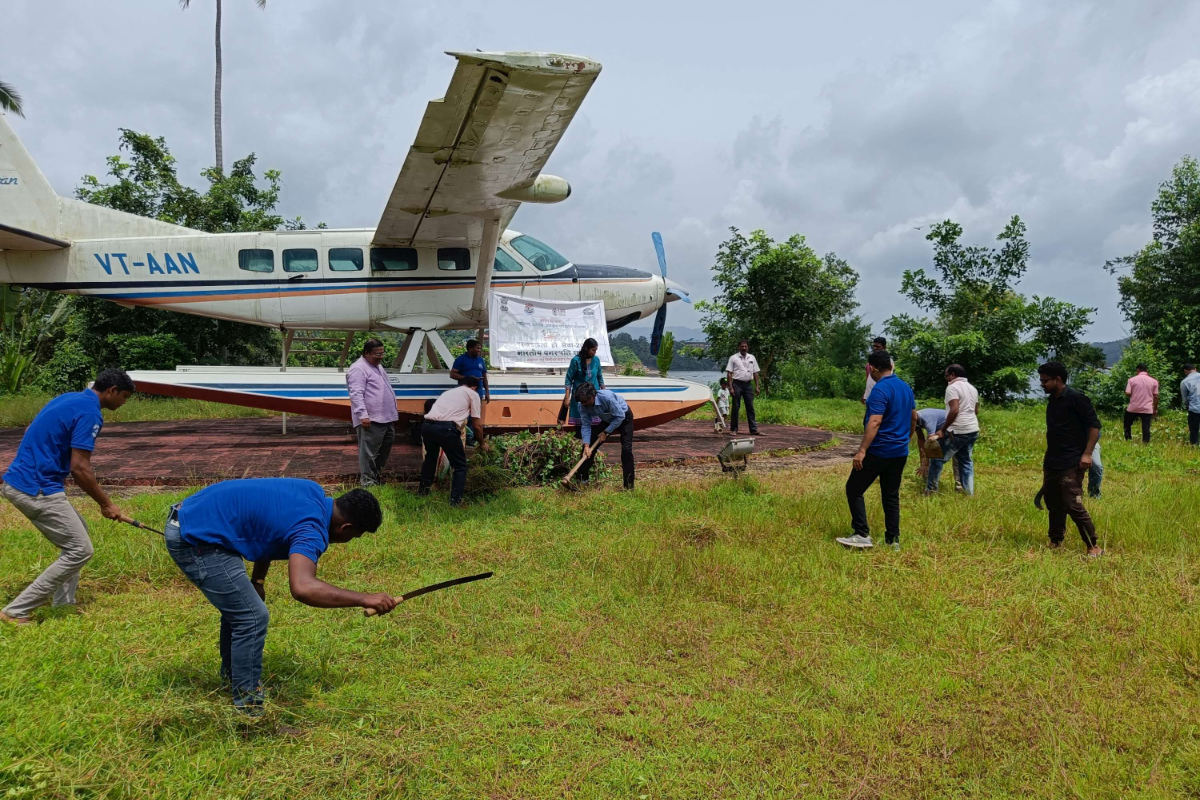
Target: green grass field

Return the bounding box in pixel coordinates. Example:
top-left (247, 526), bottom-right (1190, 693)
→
top-left (2, 400), bottom-right (1200, 798)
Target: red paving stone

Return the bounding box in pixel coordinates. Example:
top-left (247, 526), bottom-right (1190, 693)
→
top-left (0, 417), bottom-right (832, 486)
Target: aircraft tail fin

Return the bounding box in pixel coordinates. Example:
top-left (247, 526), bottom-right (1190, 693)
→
top-left (0, 112), bottom-right (64, 248)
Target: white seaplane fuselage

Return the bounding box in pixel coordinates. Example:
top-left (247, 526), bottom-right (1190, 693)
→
top-left (0, 227), bottom-right (667, 332)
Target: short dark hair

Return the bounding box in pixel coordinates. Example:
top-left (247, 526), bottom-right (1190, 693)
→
top-left (575, 381), bottom-right (597, 405)
top-left (459, 375), bottom-right (479, 389)
top-left (738, 339), bottom-right (749, 346)
top-left (1038, 361), bottom-right (1068, 382)
top-left (1136, 363), bottom-right (1148, 372)
top-left (94, 368), bottom-right (135, 394)
top-left (1185, 363), bottom-right (1196, 371)
top-left (466, 339), bottom-right (480, 349)
top-left (362, 338), bottom-right (384, 355)
top-left (719, 377), bottom-right (728, 386)
top-left (334, 488), bottom-right (383, 533)
top-left (946, 364), bottom-right (967, 378)
top-left (867, 350), bottom-right (892, 371)
top-left (873, 337), bottom-right (887, 347)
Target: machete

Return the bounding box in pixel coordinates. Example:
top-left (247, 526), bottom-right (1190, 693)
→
top-left (363, 571), bottom-right (493, 617)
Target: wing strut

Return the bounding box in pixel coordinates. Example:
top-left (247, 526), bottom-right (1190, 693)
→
top-left (466, 213), bottom-right (501, 322)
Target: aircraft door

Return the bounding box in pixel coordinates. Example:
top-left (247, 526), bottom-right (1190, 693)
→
top-left (278, 242), bottom-right (325, 326)
top-left (321, 235), bottom-right (369, 328)
top-left (507, 234), bottom-right (579, 302)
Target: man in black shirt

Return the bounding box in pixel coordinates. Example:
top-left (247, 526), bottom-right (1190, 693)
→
top-left (1037, 362), bottom-right (1102, 556)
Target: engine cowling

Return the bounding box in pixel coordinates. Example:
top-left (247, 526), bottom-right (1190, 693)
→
top-left (496, 174), bottom-right (572, 204)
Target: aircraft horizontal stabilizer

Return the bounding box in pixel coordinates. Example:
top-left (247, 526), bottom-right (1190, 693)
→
top-left (0, 222), bottom-right (69, 251)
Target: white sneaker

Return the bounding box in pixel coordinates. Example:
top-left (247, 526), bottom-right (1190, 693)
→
top-left (836, 534), bottom-right (873, 549)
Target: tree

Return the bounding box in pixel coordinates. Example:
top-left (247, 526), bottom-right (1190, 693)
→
top-left (0, 79), bottom-right (24, 117)
top-left (34, 129), bottom-right (294, 393)
top-left (656, 331), bottom-right (675, 377)
top-left (812, 314), bottom-right (872, 370)
top-left (696, 228), bottom-right (859, 390)
top-left (886, 216), bottom-right (1095, 402)
top-left (180, 0), bottom-right (267, 174)
top-left (1106, 155), bottom-right (1200, 371)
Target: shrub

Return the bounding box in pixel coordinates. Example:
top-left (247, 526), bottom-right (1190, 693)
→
top-left (1071, 340), bottom-right (1174, 412)
top-left (774, 358), bottom-right (866, 401)
top-left (107, 333), bottom-right (188, 371)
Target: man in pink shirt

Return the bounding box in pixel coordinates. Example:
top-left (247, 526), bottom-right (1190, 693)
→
top-left (1124, 363), bottom-right (1159, 443)
top-left (346, 338), bottom-right (399, 485)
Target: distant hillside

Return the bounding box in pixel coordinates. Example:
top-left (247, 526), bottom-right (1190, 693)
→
top-left (609, 332), bottom-right (720, 371)
top-left (1091, 338), bottom-right (1129, 367)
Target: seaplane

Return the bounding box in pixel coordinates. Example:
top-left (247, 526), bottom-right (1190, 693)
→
top-left (0, 50), bottom-right (709, 431)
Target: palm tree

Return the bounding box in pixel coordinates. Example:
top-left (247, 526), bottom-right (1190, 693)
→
top-left (0, 80), bottom-right (24, 117)
top-left (179, 0), bottom-right (266, 174)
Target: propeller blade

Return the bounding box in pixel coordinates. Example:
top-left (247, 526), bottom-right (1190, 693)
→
top-left (650, 232), bottom-right (668, 355)
top-left (652, 231), bottom-right (667, 277)
top-left (650, 305), bottom-right (667, 356)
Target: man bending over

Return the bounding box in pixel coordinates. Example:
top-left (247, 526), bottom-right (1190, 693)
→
top-left (163, 478), bottom-right (397, 712)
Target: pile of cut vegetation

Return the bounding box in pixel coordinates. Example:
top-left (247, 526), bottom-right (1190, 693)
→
top-left (466, 429), bottom-right (612, 494)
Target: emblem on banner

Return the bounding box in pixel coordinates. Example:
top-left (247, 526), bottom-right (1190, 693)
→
top-left (524, 304), bottom-right (534, 314)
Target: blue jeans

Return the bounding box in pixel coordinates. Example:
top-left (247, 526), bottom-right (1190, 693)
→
top-left (926, 431), bottom-right (978, 495)
top-left (164, 513), bottom-right (268, 709)
top-left (1088, 441), bottom-right (1103, 498)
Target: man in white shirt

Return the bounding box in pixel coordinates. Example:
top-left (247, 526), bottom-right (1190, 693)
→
top-left (925, 363), bottom-right (981, 495)
top-left (725, 339), bottom-right (761, 436)
top-left (861, 337), bottom-right (894, 403)
top-left (417, 377), bottom-right (489, 506)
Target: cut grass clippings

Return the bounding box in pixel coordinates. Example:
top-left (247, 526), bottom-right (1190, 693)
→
top-left (1, 400), bottom-right (1199, 798)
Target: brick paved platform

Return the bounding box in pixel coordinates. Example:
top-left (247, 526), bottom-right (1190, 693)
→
top-left (0, 417), bottom-right (833, 486)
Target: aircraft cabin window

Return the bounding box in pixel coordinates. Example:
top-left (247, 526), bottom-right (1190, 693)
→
top-left (370, 247), bottom-right (418, 271)
top-left (283, 248), bottom-right (318, 273)
top-left (493, 248), bottom-right (523, 272)
top-left (238, 249), bottom-right (274, 273)
top-left (510, 235), bottom-right (570, 271)
top-left (437, 248), bottom-right (471, 271)
top-left (328, 247), bottom-right (364, 272)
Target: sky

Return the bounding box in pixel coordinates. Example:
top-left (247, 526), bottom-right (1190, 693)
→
top-left (6, 0), bottom-right (1200, 341)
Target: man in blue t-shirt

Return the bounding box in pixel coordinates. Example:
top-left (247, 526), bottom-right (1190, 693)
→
top-left (450, 339), bottom-right (490, 403)
top-left (1, 369), bottom-right (135, 625)
top-left (163, 478), bottom-right (396, 711)
top-left (838, 350), bottom-right (916, 551)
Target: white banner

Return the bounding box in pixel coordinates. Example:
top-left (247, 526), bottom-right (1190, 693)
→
top-left (488, 292), bottom-right (613, 369)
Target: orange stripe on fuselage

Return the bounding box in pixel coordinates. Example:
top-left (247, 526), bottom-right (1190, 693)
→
top-left (112, 278), bottom-right (652, 306)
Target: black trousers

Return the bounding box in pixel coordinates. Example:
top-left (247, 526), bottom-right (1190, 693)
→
top-left (419, 421), bottom-right (469, 504)
top-left (845, 452), bottom-right (907, 544)
top-left (580, 410), bottom-right (635, 488)
top-left (1188, 411), bottom-right (1200, 446)
top-left (1123, 411), bottom-right (1152, 443)
top-left (1042, 467), bottom-right (1098, 548)
top-left (731, 380), bottom-right (758, 433)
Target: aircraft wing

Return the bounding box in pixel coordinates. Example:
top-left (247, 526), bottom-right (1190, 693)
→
top-left (373, 51), bottom-right (601, 248)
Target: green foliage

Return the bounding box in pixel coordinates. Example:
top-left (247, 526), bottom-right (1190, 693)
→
top-left (608, 332), bottom-right (718, 370)
top-left (0, 287), bottom-right (69, 394)
top-left (812, 314), bottom-right (872, 370)
top-left (1071, 340), bottom-right (1174, 413)
top-left (887, 216), bottom-right (1095, 402)
top-left (477, 429), bottom-right (612, 485)
top-left (773, 358), bottom-right (866, 401)
top-left (656, 331), bottom-right (675, 377)
top-left (697, 228), bottom-right (859, 390)
top-left (0, 78), bottom-right (24, 117)
top-left (106, 333), bottom-right (189, 371)
top-left (1107, 155), bottom-right (1200, 370)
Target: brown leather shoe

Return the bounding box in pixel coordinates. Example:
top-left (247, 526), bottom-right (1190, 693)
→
top-left (0, 611), bottom-right (33, 625)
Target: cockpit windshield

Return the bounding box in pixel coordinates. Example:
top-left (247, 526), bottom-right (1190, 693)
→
top-left (510, 234), bottom-right (571, 272)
